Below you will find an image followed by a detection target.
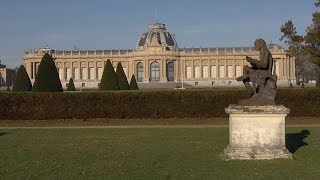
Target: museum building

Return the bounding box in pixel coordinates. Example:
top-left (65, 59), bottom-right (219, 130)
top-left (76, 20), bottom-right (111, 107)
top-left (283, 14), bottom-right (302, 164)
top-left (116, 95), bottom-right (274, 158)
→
top-left (23, 22), bottom-right (296, 88)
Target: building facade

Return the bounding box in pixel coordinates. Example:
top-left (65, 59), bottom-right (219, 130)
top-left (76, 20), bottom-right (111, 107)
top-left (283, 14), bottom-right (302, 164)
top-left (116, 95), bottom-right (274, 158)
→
top-left (0, 61), bottom-right (16, 87)
top-left (24, 23), bottom-right (296, 88)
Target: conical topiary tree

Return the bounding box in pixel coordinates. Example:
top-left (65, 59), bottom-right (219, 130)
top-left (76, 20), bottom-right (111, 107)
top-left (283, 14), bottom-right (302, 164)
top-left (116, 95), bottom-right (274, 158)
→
top-left (129, 74), bottom-right (139, 90)
top-left (99, 59), bottom-right (119, 91)
top-left (12, 65), bottom-right (32, 92)
top-left (32, 53), bottom-right (63, 92)
top-left (67, 78), bottom-right (76, 91)
top-left (7, 86), bottom-right (11, 92)
top-left (116, 62), bottom-right (130, 90)
top-left (289, 82), bottom-right (294, 88)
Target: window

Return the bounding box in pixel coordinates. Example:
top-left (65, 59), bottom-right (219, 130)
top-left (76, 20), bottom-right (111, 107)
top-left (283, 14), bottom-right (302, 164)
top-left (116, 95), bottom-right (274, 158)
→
top-left (194, 66), bottom-right (200, 78)
top-left (81, 67), bottom-right (87, 80)
top-left (97, 67), bottom-right (103, 79)
top-left (167, 62), bottom-right (174, 81)
top-left (123, 67), bottom-right (128, 77)
top-left (66, 68), bottom-right (71, 80)
top-left (202, 66), bottom-right (208, 78)
top-left (150, 62), bottom-right (160, 81)
top-left (219, 66), bottom-right (225, 78)
top-left (58, 68), bottom-right (63, 80)
top-left (212, 81), bottom-right (215, 85)
top-left (211, 66), bottom-right (217, 78)
top-left (228, 81), bottom-right (232, 85)
top-left (275, 61), bottom-right (280, 76)
top-left (195, 82), bottom-right (198, 86)
top-left (74, 68), bottom-right (79, 80)
top-left (227, 66), bottom-right (233, 78)
top-left (235, 65), bottom-right (242, 77)
top-left (89, 67), bottom-right (95, 80)
top-left (137, 63), bottom-right (144, 82)
top-left (81, 83), bottom-right (85, 87)
top-left (186, 66), bottom-right (191, 79)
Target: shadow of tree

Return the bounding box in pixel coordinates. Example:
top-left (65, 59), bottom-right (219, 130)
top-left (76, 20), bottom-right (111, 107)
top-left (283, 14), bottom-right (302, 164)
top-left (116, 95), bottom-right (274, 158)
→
top-left (286, 130), bottom-right (310, 154)
top-left (0, 132), bottom-right (8, 136)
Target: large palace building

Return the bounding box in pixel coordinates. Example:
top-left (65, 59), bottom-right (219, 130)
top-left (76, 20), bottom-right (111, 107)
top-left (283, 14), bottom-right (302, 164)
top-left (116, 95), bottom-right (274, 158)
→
top-left (24, 23), bottom-right (296, 88)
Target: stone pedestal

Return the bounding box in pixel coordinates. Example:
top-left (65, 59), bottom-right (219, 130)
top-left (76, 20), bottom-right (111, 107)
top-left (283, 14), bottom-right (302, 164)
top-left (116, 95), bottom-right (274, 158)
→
top-left (224, 105), bottom-right (293, 160)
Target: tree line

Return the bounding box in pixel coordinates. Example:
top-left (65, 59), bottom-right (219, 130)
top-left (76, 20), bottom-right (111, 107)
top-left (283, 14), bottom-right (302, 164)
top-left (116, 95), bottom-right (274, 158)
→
top-left (280, 0), bottom-right (320, 86)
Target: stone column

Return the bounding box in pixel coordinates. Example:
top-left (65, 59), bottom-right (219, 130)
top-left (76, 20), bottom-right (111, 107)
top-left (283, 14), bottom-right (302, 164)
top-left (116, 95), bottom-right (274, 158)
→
top-left (241, 58), bottom-right (245, 76)
top-left (30, 62), bottom-right (34, 79)
top-left (199, 60), bottom-right (203, 79)
top-left (94, 61), bottom-right (97, 80)
top-left (292, 57), bottom-right (296, 82)
top-left (87, 61), bottom-right (90, 80)
top-left (191, 60), bottom-right (194, 79)
top-left (208, 59), bottom-right (211, 78)
top-left (232, 59), bottom-right (235, 79)
top-left (144, 59), bottom-right (149, 82)
top-left (71, 61), bottom-right (74, 79)
top-left (216, 60), bottom-right (219, 78)
top-left (160, 59), bottom-right (167, 82)
top-left (224, 59), bottom-right (227, 79)
top-left (63, 62), bottom-right (66, 80)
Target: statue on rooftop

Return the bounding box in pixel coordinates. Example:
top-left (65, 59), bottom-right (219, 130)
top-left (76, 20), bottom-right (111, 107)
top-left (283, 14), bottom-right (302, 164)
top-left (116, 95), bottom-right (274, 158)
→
top-left (236, 38), bottom-right (277, 106)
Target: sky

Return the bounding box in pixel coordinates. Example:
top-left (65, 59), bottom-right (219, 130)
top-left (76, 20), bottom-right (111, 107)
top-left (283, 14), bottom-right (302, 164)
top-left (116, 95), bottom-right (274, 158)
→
top-left (0, 0), bottom-right (317, 68)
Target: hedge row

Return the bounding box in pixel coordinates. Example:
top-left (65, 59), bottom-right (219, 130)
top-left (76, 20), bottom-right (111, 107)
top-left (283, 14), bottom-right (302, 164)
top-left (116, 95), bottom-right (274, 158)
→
top-left (0, 89), bottom-right (320, 120)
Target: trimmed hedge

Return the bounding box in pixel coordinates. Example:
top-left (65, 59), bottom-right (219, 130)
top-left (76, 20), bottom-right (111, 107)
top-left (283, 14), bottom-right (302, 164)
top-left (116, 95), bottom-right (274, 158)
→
top-left (0, 89), bottom-right (320, 120)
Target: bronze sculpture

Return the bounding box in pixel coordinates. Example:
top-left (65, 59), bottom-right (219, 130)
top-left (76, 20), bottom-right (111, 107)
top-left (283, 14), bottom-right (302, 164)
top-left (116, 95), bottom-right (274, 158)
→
top-left (236, 38), bottom-right (277, 106)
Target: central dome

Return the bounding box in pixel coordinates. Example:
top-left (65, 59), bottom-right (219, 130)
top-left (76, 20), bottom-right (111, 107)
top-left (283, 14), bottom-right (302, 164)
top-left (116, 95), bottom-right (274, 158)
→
top-left (136, 23), bottom-right (179, 51)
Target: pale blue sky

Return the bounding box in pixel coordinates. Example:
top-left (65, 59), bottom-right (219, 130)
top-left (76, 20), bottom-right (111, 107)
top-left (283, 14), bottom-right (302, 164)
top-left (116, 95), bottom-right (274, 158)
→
top-left (0, 0), bottom-right (317, 68)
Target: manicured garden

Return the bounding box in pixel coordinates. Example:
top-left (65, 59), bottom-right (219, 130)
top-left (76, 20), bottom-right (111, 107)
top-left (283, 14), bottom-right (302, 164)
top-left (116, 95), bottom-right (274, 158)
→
top-left (1, 88), bottom-right (320, 120)
top-left (0, 127), bottom-right (319, 179)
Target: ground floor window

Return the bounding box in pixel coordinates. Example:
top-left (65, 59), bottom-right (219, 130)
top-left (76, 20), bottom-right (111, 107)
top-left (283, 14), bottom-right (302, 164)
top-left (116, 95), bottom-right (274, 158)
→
top-left (203, 65), bottom-right (208, 78)
top-left (211, 66), bottom-right (217, 78)
top-left (219, 66), bottom-right (225, 78)
top-left (194, 66), bottom-right (200, 78)
top-left (167, 62), bottom-right (174, 81)
top-left (150, 62), bottom-right (160, 82)
top-left (186, 66), bottom-right (191, 79)
top-left (137, 63), bottom-right (144, 82)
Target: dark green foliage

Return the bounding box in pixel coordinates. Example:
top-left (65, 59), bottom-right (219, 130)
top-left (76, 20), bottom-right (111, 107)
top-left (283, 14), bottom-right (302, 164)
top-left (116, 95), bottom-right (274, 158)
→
top-left (301, 83), bottom-right (305, 88)
top-left (32, 53), bottom-right (63, 92)
top-left (316, 75), bottom-right (320, 88)
top-left (129, 74), bottom-right (139, 90)
top-left (304, 1), bottom-right (320, 65)
top-left (289, 83), bottom-right (294, 88)
top-left (6, 86), bottom-right (11, 92)
top-left (1, 89), bottom-right (320, 120)
top-left (12, 65), bottom-right (32, 92)
top-left (116, 62), bottom-right (130, 90)
top-left (67, 78), bottom-right (76, 91)
top-left (99, 60), bottom-right (119, 91)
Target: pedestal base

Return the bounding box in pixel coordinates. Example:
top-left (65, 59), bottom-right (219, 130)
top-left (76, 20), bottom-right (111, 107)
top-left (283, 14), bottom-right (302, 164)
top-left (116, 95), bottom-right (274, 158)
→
top-left (224, 105), bottom-right (293, 160)
top-left (224, 146), bottom-right (292, 160)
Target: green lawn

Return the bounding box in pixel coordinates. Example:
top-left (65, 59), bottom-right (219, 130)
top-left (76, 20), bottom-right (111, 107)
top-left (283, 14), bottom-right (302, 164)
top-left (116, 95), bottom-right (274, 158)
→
top-left (0, 127), bottom-right (319, 179)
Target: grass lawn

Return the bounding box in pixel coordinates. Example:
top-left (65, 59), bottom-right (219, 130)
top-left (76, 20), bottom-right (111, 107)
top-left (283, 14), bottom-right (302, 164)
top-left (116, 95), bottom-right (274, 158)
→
top-left (0, 127), bottom-right (319, 179)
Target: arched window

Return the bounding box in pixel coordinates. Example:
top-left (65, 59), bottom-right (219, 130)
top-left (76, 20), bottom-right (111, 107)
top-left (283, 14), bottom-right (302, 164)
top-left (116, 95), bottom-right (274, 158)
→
top-left (167, 62), bottom-right (174, 81)
top-left (137, 63), bottom-right (144, 82)
top-left (150, 62), bottom-right (160, 82)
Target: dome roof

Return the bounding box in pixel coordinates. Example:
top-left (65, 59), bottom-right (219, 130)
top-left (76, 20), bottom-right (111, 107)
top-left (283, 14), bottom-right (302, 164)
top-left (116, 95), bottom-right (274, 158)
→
top-left (136, 23), bottom-right (179, 51)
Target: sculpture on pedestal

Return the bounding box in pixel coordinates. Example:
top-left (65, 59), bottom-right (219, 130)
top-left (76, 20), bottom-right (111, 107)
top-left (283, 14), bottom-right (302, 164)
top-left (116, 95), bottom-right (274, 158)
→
top-left (224, 39), bottom-right (292, 160)
top-left (236, 38), bottom-right (277, 106)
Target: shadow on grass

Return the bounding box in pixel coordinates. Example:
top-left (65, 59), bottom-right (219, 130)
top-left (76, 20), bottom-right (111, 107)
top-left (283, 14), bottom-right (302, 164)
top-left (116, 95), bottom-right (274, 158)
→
top-left (286, 130), bottom-right (310, 154)
top-left (0, 132), bottom-right (9, 136)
